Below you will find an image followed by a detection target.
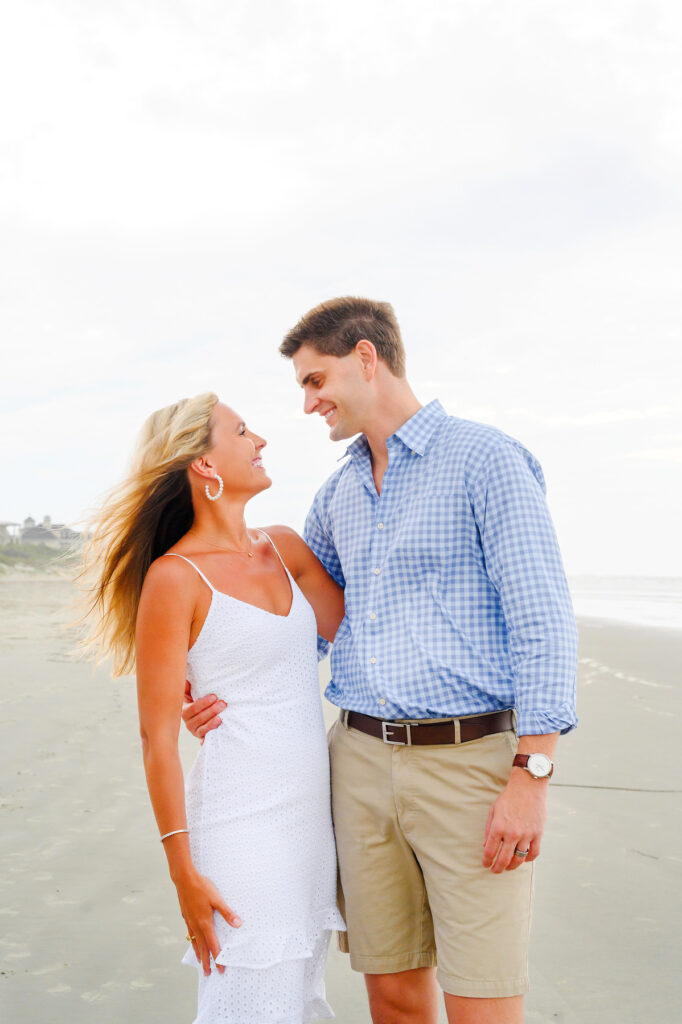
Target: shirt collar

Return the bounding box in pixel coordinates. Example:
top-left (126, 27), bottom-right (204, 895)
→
top-left (340, 400), bottom-right (447, 461)
top-left (392, 399), bottom-right (446, 456)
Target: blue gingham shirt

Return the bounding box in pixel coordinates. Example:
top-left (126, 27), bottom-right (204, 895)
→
top-left (304, 400), bottom-right (577, 736)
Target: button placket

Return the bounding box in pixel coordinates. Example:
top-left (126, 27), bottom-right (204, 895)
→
top-left (368, 490), bottom-right (389, 694)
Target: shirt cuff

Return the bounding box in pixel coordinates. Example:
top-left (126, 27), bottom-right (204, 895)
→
top-left (515, 701), bottom-right (578, 737)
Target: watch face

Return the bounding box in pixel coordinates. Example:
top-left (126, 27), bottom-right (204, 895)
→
top-left (527, 753), bottom-right (552, 778)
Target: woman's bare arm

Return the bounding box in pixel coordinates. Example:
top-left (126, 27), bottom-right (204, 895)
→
top-left (136, 557), bottom-right (240, 974)
top-left (263, 525), bottom-right (345, 642)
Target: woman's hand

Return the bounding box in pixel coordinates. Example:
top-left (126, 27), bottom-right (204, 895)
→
top-left (182, 683), bottom-right (226, 742)
top-left (175, 869), bottom-right (242, 976)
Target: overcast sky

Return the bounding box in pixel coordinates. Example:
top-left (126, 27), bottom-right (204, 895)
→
top-left (1, 0), bottom-right (680, 575)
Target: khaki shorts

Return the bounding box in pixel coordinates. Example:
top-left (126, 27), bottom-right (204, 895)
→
top-left (329, 716), bottom-right (533, 998)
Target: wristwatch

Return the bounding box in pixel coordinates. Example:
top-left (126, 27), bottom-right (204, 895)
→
top-left (513, 753), bottom-right (554, 779)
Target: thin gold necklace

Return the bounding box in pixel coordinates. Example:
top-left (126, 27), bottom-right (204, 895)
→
top-left (188, 530), bottom-right (255, 558)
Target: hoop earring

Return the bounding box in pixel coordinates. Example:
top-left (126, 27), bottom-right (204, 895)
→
top-left (205, 475), bottom-right (224, 502)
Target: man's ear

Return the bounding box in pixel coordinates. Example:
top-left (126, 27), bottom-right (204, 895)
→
top-left (355, 339), bottom-right (378, 379)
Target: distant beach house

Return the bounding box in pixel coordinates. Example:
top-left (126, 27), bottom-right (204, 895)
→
top-left (0, 521), bottom-right (21, 544)
top-left (1, 516), bottom-right (81, 550)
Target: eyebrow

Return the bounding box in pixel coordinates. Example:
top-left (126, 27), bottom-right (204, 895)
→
top-left (299, 371), bottom-right (323, 387)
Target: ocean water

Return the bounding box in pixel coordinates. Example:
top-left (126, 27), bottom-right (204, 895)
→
top-left (569, 576), bottom-right (682, 631)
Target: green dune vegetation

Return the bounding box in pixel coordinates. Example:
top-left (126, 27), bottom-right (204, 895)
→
top-left (0, 542), bottom-right (80, 575)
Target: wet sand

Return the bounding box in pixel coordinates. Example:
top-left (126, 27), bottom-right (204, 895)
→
top-left (0, 580), bottom-right (680, 1023)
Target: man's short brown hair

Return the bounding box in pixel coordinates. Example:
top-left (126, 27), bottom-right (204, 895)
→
top-left (279, 297), bottom-right (406, 377)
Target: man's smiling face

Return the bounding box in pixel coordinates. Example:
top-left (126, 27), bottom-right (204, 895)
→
top-left (293, 344), bottom-right (369, 442)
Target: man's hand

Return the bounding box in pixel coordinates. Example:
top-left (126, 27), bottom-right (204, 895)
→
top-left (181, 682), bottom-right (226, 742)
top-left (482, 772), bottom-right (548, 873)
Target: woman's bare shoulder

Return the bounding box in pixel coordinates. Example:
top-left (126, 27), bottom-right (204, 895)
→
top-left (258, 525), bottom-right (311, 572)
top-left (142, 552), bottom-right (201, 599)
top-left (259, 523), bottom-right (301, 542)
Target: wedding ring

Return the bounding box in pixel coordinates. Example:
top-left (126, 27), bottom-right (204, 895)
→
top-left (186, 933), bottom-right (196, 941)
top-left (514, 848), bottom-right (529, 858)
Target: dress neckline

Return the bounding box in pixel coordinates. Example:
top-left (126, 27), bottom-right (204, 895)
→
top-left (164, 530), bottom-right (296, 620)
top-left (210, 570), bottom-right (296, 620)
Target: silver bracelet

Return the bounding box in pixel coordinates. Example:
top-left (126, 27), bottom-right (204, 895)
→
top-left (159, 829), bottom-right (189, 842)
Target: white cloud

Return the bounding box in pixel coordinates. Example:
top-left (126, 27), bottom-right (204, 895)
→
top-left (547, 407), bottom-right (674, 427)
top-left (626, 447), bottom-right (682, 463)
top-left (2, 1), bottom-right (681, 231)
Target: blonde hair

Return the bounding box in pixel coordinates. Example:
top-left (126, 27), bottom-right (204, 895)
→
top-left (81, 392), bottom-right (219, 676)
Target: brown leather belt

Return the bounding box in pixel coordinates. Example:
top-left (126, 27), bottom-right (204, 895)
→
top-left (342, 708), bottom-right (514, 746)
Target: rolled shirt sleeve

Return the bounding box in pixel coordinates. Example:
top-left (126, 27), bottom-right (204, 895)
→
top-left (472, 440), bottom-right (578, 736)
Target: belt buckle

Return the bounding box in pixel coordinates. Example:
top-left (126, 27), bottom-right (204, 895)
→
top-left (381, 721), bottom-right (411, 745)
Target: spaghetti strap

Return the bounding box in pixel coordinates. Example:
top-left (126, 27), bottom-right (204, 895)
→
top-left (258, 530), bottom-right (290, 576)
top-left (162, 553), bottom-right (216, 592)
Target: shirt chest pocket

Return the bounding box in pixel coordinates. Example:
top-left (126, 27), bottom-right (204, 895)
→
top-left (391, 491), bottom-right (472, 574)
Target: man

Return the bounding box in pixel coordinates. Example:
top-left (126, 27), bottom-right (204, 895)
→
top-left (185, 297), bottom-right (577, 1023)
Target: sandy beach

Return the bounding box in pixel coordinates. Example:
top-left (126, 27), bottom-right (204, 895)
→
top-left (1, 579), bottom-right (680, 1023)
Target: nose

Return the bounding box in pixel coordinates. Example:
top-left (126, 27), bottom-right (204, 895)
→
top-left (303, 390), bottom-right (319, 416)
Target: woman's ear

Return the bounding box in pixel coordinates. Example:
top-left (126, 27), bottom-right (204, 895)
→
top-left (189, 455), bottom-right (217, 483)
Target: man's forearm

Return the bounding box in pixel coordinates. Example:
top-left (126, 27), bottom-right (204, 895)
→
top-left (510, 731), bottom-right (559, 782)
top-left (515, 732), bottom-right (559, 758)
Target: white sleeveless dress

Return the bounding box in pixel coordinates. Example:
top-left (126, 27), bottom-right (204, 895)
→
top-left (166, 538), bottom-right (344, 1024)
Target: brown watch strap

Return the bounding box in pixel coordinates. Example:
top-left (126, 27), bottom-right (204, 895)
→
top-left (513, 753), bottom-right (554, 778)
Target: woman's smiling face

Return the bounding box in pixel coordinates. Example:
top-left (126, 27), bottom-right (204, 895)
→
top-left (201, 403), bottom-right (271, 498)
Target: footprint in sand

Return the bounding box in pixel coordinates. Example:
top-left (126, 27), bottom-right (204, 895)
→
top-left (31, 962), bottom-right (65, 976)
top-left (81, 990), bottom-right (107, 1003)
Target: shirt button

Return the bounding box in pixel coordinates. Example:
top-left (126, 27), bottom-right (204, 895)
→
top-left (377, 522), bottom-right (384, 529)
top-left (370, 657), bottom-right (377, 664)
top-left (378, 698), bottom-right (387, 706)
top-left (369, 612), bottom-right (377, 620)
top-left (373, 568), bottom-right (381, 575)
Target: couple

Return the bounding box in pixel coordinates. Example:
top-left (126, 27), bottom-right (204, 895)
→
top-left (86, 296), bottom-right (577, 1024)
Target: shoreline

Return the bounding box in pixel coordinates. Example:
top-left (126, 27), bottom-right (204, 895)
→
top-left (0, 565), bottom-right (77, 581)
top-left (575, 613), bottom-right (682, 636)
top-left (0, 570), bottom-right (75, 582)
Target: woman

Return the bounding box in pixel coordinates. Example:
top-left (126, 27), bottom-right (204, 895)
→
top-left (83, 393), bottom-right (346, 1023)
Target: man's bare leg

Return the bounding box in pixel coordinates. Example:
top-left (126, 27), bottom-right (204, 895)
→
top-left (365, 967), bottom-right (439, 1024)
top-left (444, 993), bottom-right (523, 1024)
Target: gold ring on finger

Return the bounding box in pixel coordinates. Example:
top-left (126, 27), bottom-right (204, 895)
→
top-left (186, 933), bottom-right (196, 941)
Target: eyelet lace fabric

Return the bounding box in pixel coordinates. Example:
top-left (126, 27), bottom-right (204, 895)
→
top-left (167, 545), bottom-right (345, 1023)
